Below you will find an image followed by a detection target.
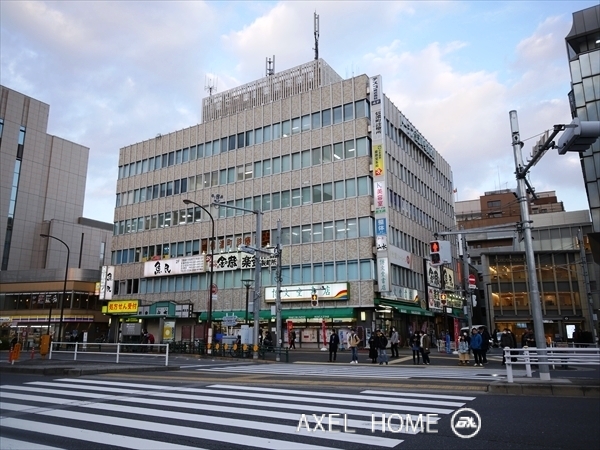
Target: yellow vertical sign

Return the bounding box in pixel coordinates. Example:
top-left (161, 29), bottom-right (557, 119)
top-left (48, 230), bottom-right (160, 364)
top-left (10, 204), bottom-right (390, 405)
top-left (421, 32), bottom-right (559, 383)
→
top-left (373, 144), bottom-right (384, 176)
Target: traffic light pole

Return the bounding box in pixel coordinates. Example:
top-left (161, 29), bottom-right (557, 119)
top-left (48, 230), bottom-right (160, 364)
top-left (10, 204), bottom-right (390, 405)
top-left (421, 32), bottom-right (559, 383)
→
top-left (510, 110), bottom-right (550, 381)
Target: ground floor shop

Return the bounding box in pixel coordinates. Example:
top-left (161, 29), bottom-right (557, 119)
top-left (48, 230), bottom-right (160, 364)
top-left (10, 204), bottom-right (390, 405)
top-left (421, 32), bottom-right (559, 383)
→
top-left (493, 315), bottom-right (590, 346)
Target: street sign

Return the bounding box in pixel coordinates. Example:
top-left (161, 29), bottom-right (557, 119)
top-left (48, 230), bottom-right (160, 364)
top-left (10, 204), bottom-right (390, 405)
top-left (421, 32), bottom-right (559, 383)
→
top-left (222, 315), bottom-right (238, 327)
top-left (468, 274), bottom-right (476, 289)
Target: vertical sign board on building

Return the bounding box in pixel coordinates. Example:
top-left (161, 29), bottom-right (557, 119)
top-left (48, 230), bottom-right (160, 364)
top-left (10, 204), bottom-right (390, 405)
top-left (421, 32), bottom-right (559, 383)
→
top-left (371, 74), bottom-right (391, 293)
top-left (99, 266), bottom-right (114, 300)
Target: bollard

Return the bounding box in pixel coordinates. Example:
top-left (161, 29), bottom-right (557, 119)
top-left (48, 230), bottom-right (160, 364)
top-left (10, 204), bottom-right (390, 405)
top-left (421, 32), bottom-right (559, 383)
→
top-left (31, 346), bottom-right (35, 360)
top-left (8, 346), bottom-right (12, 364)
top-left (523, 347), bottom-right (532, 378)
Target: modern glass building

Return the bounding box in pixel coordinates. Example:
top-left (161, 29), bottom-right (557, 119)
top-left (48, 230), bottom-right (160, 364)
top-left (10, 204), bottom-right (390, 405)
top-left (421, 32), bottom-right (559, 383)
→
top-left (565, 6), bottom-right (600, 231)
top-left (111, 59), bottom-right (456, 346)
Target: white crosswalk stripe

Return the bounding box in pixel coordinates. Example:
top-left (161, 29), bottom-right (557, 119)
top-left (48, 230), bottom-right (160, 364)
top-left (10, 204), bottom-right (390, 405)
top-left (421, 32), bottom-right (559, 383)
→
top-left (0, 378), bottom-right (477, 449)
top-left (196, 362), bottom-right (522, 380)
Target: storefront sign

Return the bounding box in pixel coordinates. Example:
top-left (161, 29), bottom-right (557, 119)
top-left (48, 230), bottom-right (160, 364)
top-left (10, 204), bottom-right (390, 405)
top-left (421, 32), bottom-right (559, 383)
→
top-left (388, 244), bottom-right (411, 269)
top-left (380, 286), bottom-right (419, 303)
top-left (99, 266), bottom-right (114, 300)
top-left (106, 300), bottom-right (139, 314)
top-left (377, 258), bottom-right (389, 292)
top-left (144, 255), bottom-right (206, 277)
top-left (265, 283), bottom-right (348, 302)
top-left (163, 320), bottom-right (175, 342)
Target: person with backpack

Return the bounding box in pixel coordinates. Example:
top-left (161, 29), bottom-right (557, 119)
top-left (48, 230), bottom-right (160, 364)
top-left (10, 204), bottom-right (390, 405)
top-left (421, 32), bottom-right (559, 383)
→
top-left (376, 329), bottom-right (389, 365)
top-left (347, 329), bottom-right (361, 364)
top-left (410, 332), bottom-right (421, 365)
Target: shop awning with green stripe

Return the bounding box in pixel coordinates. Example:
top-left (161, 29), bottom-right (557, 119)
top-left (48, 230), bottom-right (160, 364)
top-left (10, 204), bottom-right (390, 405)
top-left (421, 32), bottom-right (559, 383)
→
top-left (281, 307), bottom-right (355, 320)
top-left (375, 299), bottom-right (434, 317)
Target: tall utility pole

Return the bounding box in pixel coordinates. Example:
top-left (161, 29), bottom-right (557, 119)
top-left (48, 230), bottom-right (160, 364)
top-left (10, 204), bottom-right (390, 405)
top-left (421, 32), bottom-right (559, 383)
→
top-left (459, 230), bottom-right (473, 331)
top-left (510, 110), bottom-right (550, 381)
top-left (274, 220), bottom-right (283, 361)
top-left (578, 228), bottom-right (598, 343)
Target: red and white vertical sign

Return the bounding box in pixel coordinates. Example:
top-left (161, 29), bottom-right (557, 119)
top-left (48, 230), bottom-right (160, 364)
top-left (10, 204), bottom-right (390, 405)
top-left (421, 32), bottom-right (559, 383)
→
top-left (321, 320), bottom-right (327, 347)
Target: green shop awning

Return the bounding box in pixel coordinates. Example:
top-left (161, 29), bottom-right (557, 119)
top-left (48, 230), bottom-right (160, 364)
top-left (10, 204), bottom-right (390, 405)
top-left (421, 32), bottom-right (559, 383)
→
top-left (198, 310), bottom-right (272, 321)
top-left (281, 307), bottom-right (355, 320)
top-left (375, 299), bottom-right (434, 317)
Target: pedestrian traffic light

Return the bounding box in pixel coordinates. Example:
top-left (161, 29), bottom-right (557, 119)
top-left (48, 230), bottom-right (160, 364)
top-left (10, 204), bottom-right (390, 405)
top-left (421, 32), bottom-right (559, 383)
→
top-left (430, 240), bottom-right (441, 265)
top-left (429, 239), bottom-right (452, 266)
top-left (311, 293), bottom-right (318, 307)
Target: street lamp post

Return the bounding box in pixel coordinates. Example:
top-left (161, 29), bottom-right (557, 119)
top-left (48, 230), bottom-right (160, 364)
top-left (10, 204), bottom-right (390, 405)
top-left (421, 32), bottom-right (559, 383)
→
top-left (183, 199), bottom-right (215, 352)
top-left (212, 194), bottom-right (263, 359)
top-left (40, 234), bottom-right (70, 346)
top-left (242, 279), bottom-right (253, 324)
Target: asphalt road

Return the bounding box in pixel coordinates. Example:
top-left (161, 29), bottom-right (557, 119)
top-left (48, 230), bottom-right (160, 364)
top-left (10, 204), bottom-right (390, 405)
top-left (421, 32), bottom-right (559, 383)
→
top-left (1, 373), bottom-right (598, 450)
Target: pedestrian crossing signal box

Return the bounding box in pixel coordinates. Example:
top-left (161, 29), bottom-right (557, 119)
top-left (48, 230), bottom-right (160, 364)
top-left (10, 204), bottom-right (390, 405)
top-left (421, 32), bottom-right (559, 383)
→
top-left (429, 240), bottom-right (452, 266)
top-left (311, 293), bottom-right (318, 307)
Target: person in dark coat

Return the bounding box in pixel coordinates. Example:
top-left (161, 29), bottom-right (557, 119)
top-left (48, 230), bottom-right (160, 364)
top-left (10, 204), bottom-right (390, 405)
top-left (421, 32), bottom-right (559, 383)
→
top-left (479, 326), bottom-right (491, 364)
top-left (410, 332), bottom-right (421, 365)
top-left (368, 333), bottom-right (378, 363)
top-left (470, 328), bottom-right (483, 366)
top-left (500, 328), bottom-right (516, 365)
top-left (328, 329), bottom-right (340, 362)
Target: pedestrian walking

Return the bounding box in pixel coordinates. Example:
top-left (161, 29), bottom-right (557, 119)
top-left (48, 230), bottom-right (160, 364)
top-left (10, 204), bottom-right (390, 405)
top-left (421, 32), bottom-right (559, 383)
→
top-left (389, 327), bottom-right (399, 358)
top-left (470, 328), bottom-right (483, 366)
top-left (410, 332), bottom-right (421, 365)
top-left (420, 331), bottom-right (431, 365)
top-left (368, 333), bottom-right (378, 363)
top-left (328, 329), bottom-right (339, 362)
top-left (479, 326), bottom-right (490, 364)
top-left (458, 335), bottom-right (470, 365)
top-left (347, 329), bottom-right (361, 364)
top-left (376, 329), bottom-right (389, 365)
top-left (289, 330), bottom-right (297, 349)
top-left (500, 328), bottom-right (516, 365)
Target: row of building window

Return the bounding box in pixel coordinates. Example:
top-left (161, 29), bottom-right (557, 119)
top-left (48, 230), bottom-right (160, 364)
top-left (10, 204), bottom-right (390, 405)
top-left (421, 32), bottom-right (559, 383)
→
top-left (112, 216), bottom-right (375, 264)
top-left (116, 138), bottom-right (371, 208)
top-left (118, 100), bottom-right (370, 180)
top-left (114, 176), bottom-right (373, 235)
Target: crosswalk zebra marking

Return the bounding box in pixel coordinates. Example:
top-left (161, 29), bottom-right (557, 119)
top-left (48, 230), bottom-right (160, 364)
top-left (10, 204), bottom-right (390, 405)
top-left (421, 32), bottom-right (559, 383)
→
top-left (1, 378), bottom-right (478, 449)
top-left (197, 363), bottom-right (512, 380)
top-left (0, 417), bottom-right (206, 450)
top-left (0, 437), bottom-right (65, 450)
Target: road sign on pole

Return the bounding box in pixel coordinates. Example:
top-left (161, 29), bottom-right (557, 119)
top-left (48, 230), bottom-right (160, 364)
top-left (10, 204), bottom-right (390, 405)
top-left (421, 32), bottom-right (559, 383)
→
top-left (468, 274), bottom-right (476, 290)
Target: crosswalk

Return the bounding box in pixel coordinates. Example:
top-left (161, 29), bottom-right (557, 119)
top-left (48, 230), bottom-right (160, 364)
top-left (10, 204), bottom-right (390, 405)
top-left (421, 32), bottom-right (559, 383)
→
top-left (0, 378), bottom-right (477, 449)
top-left (195, 362), bottom-right (519, 380)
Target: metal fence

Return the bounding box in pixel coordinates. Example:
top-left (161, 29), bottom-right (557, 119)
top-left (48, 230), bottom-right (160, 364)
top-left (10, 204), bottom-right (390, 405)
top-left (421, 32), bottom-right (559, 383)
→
top-left (49, 342), bottom-right (170, 366)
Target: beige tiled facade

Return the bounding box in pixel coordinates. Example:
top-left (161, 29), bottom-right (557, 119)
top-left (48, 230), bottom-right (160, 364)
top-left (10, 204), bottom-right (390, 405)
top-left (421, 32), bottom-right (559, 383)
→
top-left (112, 60), bottom-right (455, 344)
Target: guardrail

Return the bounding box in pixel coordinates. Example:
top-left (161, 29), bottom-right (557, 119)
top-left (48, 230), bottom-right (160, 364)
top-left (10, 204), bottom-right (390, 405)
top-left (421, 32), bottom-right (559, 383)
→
top-left (504, 347), bottom-right (600, 382)
top-left (49, 342), bottom-right (170, 366)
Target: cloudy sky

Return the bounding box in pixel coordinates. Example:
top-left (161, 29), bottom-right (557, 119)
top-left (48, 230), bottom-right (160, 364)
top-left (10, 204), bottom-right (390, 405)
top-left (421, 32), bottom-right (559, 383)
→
top-left (1, 1), bottom-right (595, 223)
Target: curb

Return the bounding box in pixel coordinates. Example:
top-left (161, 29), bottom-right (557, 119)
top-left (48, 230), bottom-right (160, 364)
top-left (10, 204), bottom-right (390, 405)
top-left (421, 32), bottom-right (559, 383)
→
top-left (0, 365), bottom-right (180, 376)
top-left (487, 381), bottom-right (599, 397)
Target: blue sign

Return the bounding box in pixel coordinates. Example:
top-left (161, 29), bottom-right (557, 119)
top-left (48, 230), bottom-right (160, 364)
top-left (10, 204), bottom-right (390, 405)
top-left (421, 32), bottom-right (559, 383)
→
top-left (376, 218), bottom-right (387, 236)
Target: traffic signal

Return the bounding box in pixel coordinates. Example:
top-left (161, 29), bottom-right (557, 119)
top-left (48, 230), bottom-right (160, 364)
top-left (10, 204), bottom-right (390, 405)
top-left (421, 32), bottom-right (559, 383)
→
top-left (557, 118), bottom-right (600, 155)
top-left (311, 293), bottom-right (318, 307)
top-left (430, 240), bottom-right (441, 265)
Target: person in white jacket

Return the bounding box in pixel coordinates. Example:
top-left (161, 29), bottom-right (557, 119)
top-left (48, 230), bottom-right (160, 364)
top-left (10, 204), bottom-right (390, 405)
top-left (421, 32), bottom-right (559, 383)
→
top-left (389, 328), bottom-right (399, 358)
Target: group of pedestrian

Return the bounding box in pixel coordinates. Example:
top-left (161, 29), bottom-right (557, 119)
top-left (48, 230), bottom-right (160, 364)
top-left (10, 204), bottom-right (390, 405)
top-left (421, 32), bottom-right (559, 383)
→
top-left (367, 329), bottom-right (391, 365)
top-left (457, 326), bottom-right (491, 366)
top-left (409, 331), bottom-right (431, 365)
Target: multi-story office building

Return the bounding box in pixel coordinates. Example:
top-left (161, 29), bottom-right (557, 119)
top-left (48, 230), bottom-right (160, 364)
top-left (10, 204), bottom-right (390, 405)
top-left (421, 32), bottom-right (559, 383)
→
top-left (455, 190), bottom-right (597, 344)
top-left (565, 5), bottom-right (600, 254)
top-left (0, 86), bottom-right (112, 348)
top-left (111, 59), bottom-right (456, 346)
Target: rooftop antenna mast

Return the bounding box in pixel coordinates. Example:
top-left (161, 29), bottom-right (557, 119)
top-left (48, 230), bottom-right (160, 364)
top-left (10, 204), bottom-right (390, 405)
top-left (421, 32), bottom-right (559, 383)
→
top-left (313, 11), bottom-right (319, 60)
top-left (205, 75), bottom-right (218, 96)
top-left (265, 56), bottom-right (275, 77)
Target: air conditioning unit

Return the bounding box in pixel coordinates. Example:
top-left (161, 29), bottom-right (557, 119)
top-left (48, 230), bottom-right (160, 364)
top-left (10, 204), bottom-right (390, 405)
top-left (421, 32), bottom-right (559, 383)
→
top-left (368, 125), bottom-right (372, 133)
